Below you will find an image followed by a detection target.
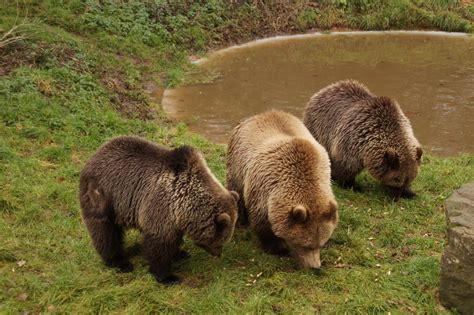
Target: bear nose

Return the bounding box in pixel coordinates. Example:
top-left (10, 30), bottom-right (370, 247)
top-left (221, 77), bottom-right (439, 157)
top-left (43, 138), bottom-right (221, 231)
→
top-left (308, 261), bottom-right (321, 269)
top-left (300, 248), bottom-right (321, 269)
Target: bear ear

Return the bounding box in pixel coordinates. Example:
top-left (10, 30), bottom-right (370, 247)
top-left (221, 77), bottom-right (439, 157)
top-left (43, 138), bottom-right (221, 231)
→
top-left (416, 147), bottom-right (423, 161)
top-left (291, 205), bottom-right (308, 223)
top-left (383, 149), bottom-right (400, 171)
top-left (230, 191), bottom-right (240, 202)
top-left (215, 213), bottom-right (231, 232)
top-left (169, 145), bottom-right (196, 173)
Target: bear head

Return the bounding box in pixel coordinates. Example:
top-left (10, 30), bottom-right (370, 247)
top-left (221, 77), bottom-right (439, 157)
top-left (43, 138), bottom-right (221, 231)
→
top-left (268, 191), bottom-right (338, 269)
top-left (171, 146), bottom-right (240, 257)
top-left (368, 146), bottom-right (422, 198)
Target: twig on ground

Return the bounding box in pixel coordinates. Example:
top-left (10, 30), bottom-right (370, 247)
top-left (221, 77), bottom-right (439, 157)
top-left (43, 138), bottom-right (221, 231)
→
top-left (0, 1), bottom-right (32, 49)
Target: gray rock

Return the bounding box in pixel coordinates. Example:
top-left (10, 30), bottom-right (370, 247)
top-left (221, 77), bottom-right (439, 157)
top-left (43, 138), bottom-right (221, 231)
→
top-left (440, 181), bottom-right (474, 314)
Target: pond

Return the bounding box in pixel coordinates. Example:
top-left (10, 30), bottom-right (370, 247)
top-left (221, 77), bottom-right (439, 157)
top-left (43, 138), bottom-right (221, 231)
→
top-left (162, 31), bottom-right (474, 156)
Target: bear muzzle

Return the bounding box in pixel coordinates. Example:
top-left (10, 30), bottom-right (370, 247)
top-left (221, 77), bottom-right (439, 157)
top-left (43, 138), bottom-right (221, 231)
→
top-left (298, 248), bottom-right (321, 269)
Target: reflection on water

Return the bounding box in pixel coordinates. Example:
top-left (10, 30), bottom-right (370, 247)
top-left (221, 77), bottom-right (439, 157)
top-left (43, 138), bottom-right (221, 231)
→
top-left (162, 32), bottom-right (474, 156)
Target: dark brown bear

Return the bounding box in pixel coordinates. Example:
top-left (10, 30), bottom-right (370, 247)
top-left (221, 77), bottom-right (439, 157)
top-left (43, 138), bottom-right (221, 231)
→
top-left (79, 136), bottom-right (239, 284)
top-left (227, 111), bottom-right (338, 268)
top-left (303, 80), bottom-right (422, 200)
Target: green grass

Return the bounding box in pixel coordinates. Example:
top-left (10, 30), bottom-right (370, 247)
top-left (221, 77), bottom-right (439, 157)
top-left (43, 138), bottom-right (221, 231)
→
top-left (1, 0), bottom-right (474, 313)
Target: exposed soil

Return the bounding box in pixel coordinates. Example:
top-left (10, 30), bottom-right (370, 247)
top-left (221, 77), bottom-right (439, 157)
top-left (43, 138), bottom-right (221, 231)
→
top-left (0, 40), bottom-right (157, 120)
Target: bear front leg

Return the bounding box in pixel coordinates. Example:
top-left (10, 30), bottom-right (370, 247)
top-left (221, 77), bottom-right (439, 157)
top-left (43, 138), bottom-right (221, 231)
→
top-left (172, 238), bottom-right (189, 261)
top-left (400, 186), bottom-right (417, 199)
top-left (237, 196), bottom-right (249, 227)
top-left (257, 227), bottom-right (290, 257)
top-left (227, 178), bottom-right (248, 227)
top-left (143, 233), bottom-right (181, 285)
top-left (387, 185), bottom-right (417, 201)
top-left (337, 178), bottom-right (363, 192)
top-left (174, 250), bottom-right (190, 261)
top-left (331, 161), bottom-right (362, 192)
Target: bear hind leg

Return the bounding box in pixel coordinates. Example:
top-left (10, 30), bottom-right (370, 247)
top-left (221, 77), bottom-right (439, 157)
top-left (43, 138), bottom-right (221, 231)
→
top-left (143, 233), bottom-right (181, 285)
top-left (80, 178), bottom-right (133, 272)
top-left (81, 187), bottom-right (133, 273)
top-left (84, 216), bottom-right (133, 273)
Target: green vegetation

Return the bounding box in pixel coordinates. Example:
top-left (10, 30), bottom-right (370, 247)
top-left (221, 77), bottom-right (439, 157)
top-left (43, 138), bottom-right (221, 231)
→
top-left (1, 0), bottom-right (473, 313)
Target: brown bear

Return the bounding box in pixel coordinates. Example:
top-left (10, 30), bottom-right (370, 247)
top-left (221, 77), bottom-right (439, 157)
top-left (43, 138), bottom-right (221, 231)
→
top-left (302, 80), bottom-right (422, 200)
top-left (79, 136), bottom-right (239, 284)
top-left (226, 110), bottom-right (338, 269)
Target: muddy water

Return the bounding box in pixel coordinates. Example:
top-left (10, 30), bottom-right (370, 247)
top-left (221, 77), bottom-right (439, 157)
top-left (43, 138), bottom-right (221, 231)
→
top-left (162, 32), bottom-right (474, 156)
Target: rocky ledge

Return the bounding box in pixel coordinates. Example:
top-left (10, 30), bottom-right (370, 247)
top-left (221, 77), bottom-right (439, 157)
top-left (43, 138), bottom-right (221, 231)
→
top-left (440, 181), bottom-right (474, 314)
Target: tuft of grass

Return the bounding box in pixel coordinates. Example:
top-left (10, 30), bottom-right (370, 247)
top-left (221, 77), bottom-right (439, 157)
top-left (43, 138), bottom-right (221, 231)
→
top-left (1, 0), bottom-right (473, 313)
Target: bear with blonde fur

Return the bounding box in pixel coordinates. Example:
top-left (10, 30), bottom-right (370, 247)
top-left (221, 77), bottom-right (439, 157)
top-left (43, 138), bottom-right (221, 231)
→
top-left (227, 111), bottom-right (338, 268)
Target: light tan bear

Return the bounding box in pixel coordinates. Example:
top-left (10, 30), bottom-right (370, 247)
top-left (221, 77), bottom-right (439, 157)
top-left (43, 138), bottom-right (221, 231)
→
top-left (227, 111), bottom-right (338, 268)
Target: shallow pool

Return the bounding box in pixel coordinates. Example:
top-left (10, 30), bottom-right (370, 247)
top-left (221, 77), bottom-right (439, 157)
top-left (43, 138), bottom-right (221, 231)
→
top-left (162, 32), bottom-right (474, 156)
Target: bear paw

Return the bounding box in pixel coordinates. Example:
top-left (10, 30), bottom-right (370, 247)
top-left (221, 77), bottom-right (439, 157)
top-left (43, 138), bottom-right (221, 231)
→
top-left (175, 250), bottom-right (191, 261)
top-left (106, 259), bottom-right (134, 273)
top-left (117, 261), bottom-right (134, 273)
top-left (400, 187), bottom-right (417, 199)
top-left (339, 179), bottom-right (363, 192)
top-left (158, 274), bottom-right (182, 285)
top-left (387, 185), bottom-right (417, 201)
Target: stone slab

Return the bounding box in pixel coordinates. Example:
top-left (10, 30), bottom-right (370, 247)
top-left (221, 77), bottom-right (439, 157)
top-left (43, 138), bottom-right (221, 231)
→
top-left (440, 181), bottom-right (474, 314)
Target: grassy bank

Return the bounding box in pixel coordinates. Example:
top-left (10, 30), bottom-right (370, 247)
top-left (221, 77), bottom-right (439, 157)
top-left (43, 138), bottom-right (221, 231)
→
top-left (1, 1), bottom-right (474, 313)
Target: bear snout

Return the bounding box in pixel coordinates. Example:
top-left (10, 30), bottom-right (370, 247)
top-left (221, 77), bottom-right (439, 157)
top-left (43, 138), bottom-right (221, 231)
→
top-left (298, 248), bottom-right (321, 269)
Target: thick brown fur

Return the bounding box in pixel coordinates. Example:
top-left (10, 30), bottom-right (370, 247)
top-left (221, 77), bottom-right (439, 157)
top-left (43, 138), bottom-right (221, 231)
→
top-left (79, 136), bottom-right (239, 284)
top-left (302, 80), bottom-right (422, 200)
top-left (226, 111), bottom-right (338, 268)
